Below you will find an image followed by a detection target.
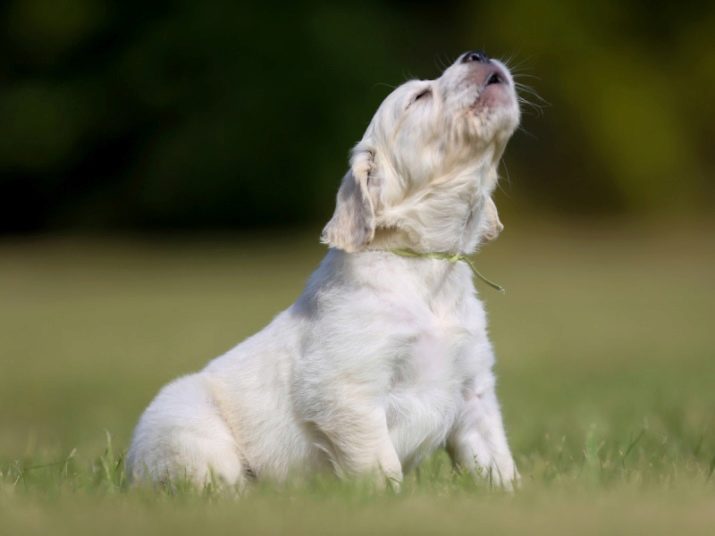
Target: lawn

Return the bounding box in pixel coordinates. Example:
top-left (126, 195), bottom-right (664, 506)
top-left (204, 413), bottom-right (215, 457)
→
top-left (1, 219), bottom-right (714, 534)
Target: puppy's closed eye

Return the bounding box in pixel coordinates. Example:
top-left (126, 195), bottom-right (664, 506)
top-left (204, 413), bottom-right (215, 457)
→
top-left (414, 88), bottom-right (431, 100)
top-left (410, 88), bottom-right (432, 106)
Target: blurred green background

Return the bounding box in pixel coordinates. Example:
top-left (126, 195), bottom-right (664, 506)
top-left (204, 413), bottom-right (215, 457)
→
top-left (1, 0), bottom-right (714, 233)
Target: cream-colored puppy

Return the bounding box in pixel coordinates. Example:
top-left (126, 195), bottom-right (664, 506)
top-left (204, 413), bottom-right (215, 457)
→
top-left (127, 50), bottom-right (520, 490)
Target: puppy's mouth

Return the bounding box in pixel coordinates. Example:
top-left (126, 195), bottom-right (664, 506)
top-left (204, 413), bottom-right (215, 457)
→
top-left (485, 72), bottom-right (504, 86)
top-left (477, 65), bottom-right (508, 92)
top-left (471, 66), bottom-right (514, 112)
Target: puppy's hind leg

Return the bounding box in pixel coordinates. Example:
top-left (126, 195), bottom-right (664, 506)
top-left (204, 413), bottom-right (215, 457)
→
top-left (126, 374), bottom-right (246, 490)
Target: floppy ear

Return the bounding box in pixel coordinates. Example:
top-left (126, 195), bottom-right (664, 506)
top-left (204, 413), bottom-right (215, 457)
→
top-left (481, 196), bottom-right (504, 242)
top-left (321, 149), bottom-right (378, 252)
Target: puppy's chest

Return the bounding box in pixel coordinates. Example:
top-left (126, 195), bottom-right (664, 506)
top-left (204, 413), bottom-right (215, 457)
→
top-left (385, 310), bottom-right (482, 460)
top-left (390, 311), bottom-right (478, 393)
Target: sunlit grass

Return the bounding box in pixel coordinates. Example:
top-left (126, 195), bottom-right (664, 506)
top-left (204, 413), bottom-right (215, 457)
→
top-left (1, 220), bottom-right (714, 534)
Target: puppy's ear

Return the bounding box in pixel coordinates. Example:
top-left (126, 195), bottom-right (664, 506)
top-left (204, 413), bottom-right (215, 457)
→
top-left (482, 197), bottom-right (504, 242)
top-left (321, 148), bottom-right (378, 252)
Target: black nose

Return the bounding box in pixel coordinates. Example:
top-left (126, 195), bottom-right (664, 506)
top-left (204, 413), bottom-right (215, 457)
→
top-left (461, 50), bottom-right (490, 64)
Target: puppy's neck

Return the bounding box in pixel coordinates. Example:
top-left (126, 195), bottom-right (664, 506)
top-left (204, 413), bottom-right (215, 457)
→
top-left (371, 162), bottom-right (497, 255)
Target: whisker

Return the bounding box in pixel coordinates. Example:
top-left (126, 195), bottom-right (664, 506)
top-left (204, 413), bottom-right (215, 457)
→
top-left (517, 97), bottom-right (546, 118)
top-left (444, 52), bottom-right (457, 71)
top-left (372, 82), bottom-right (398, 92)
top-left (510, 53), bottom-right (535, 71)
top-left (502, 54), bottom-right (530, 74)
top-left (515, 88), bottom-right (547, 105)
top-left (501, 54), bottom-right (549, 116)
top-left (516, 91), bottom-right (547, 106)
top-left (401, 69), bottom-right (417, 83)
top-left (433, 54), bottom-right (449, 74)
top-left (516, 124), bottom-right (539, 139)
top-left (498, 157), bottom-right (513, 194)
top-left (513, 80), bottom-right (543, 90)
top-left (501, 53), bottom-right (516, 71)
top-left (513, 73), bottom-right (542, 82)
top-left (514, 83), bottom-right (550, 107)
top-left (517, 93), bottom-right (550, 110)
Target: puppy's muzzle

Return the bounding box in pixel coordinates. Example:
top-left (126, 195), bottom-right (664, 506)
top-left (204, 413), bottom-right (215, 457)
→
top-left (461, 50), bottom-right (509, 89)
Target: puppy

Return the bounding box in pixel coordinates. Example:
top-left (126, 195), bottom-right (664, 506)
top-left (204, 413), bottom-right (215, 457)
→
top-left (127, 50), bottom-right (520, 490)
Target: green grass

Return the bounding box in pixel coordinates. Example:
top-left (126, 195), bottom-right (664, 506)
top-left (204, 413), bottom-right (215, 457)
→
top-left (1, 220), bottom-right (714, 534)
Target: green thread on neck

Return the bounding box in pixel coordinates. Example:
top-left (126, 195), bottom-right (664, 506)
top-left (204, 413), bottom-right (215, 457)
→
top-left (390, 248), bottom-right (505, 293)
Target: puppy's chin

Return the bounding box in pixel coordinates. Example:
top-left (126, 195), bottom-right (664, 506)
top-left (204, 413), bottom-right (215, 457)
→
top-left (473, 82), bottom-right (515, 112)
top-left (468, 90), bottom-right (520, 146)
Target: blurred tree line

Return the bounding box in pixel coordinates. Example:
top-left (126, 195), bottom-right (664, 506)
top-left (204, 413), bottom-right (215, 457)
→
top-left (1, 0), bottom-right (713, 233)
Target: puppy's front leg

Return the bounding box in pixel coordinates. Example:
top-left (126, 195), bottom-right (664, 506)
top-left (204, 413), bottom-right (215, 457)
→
top-left (447, 379), bottom-right (519, 490)
top-left (315, 405), bottom-right (403, 490)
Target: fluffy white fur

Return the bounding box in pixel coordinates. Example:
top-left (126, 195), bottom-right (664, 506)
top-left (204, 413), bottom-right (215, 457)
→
top-left (126, 52), bottom-right (521, 490)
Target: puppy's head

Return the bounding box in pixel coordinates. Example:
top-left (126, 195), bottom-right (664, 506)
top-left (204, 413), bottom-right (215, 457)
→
top-left (322, 51), bottom-right (519, 253)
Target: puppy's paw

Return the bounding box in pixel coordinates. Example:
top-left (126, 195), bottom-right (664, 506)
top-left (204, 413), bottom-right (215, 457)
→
top-left (489, 457), bottom-right (519, 492)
